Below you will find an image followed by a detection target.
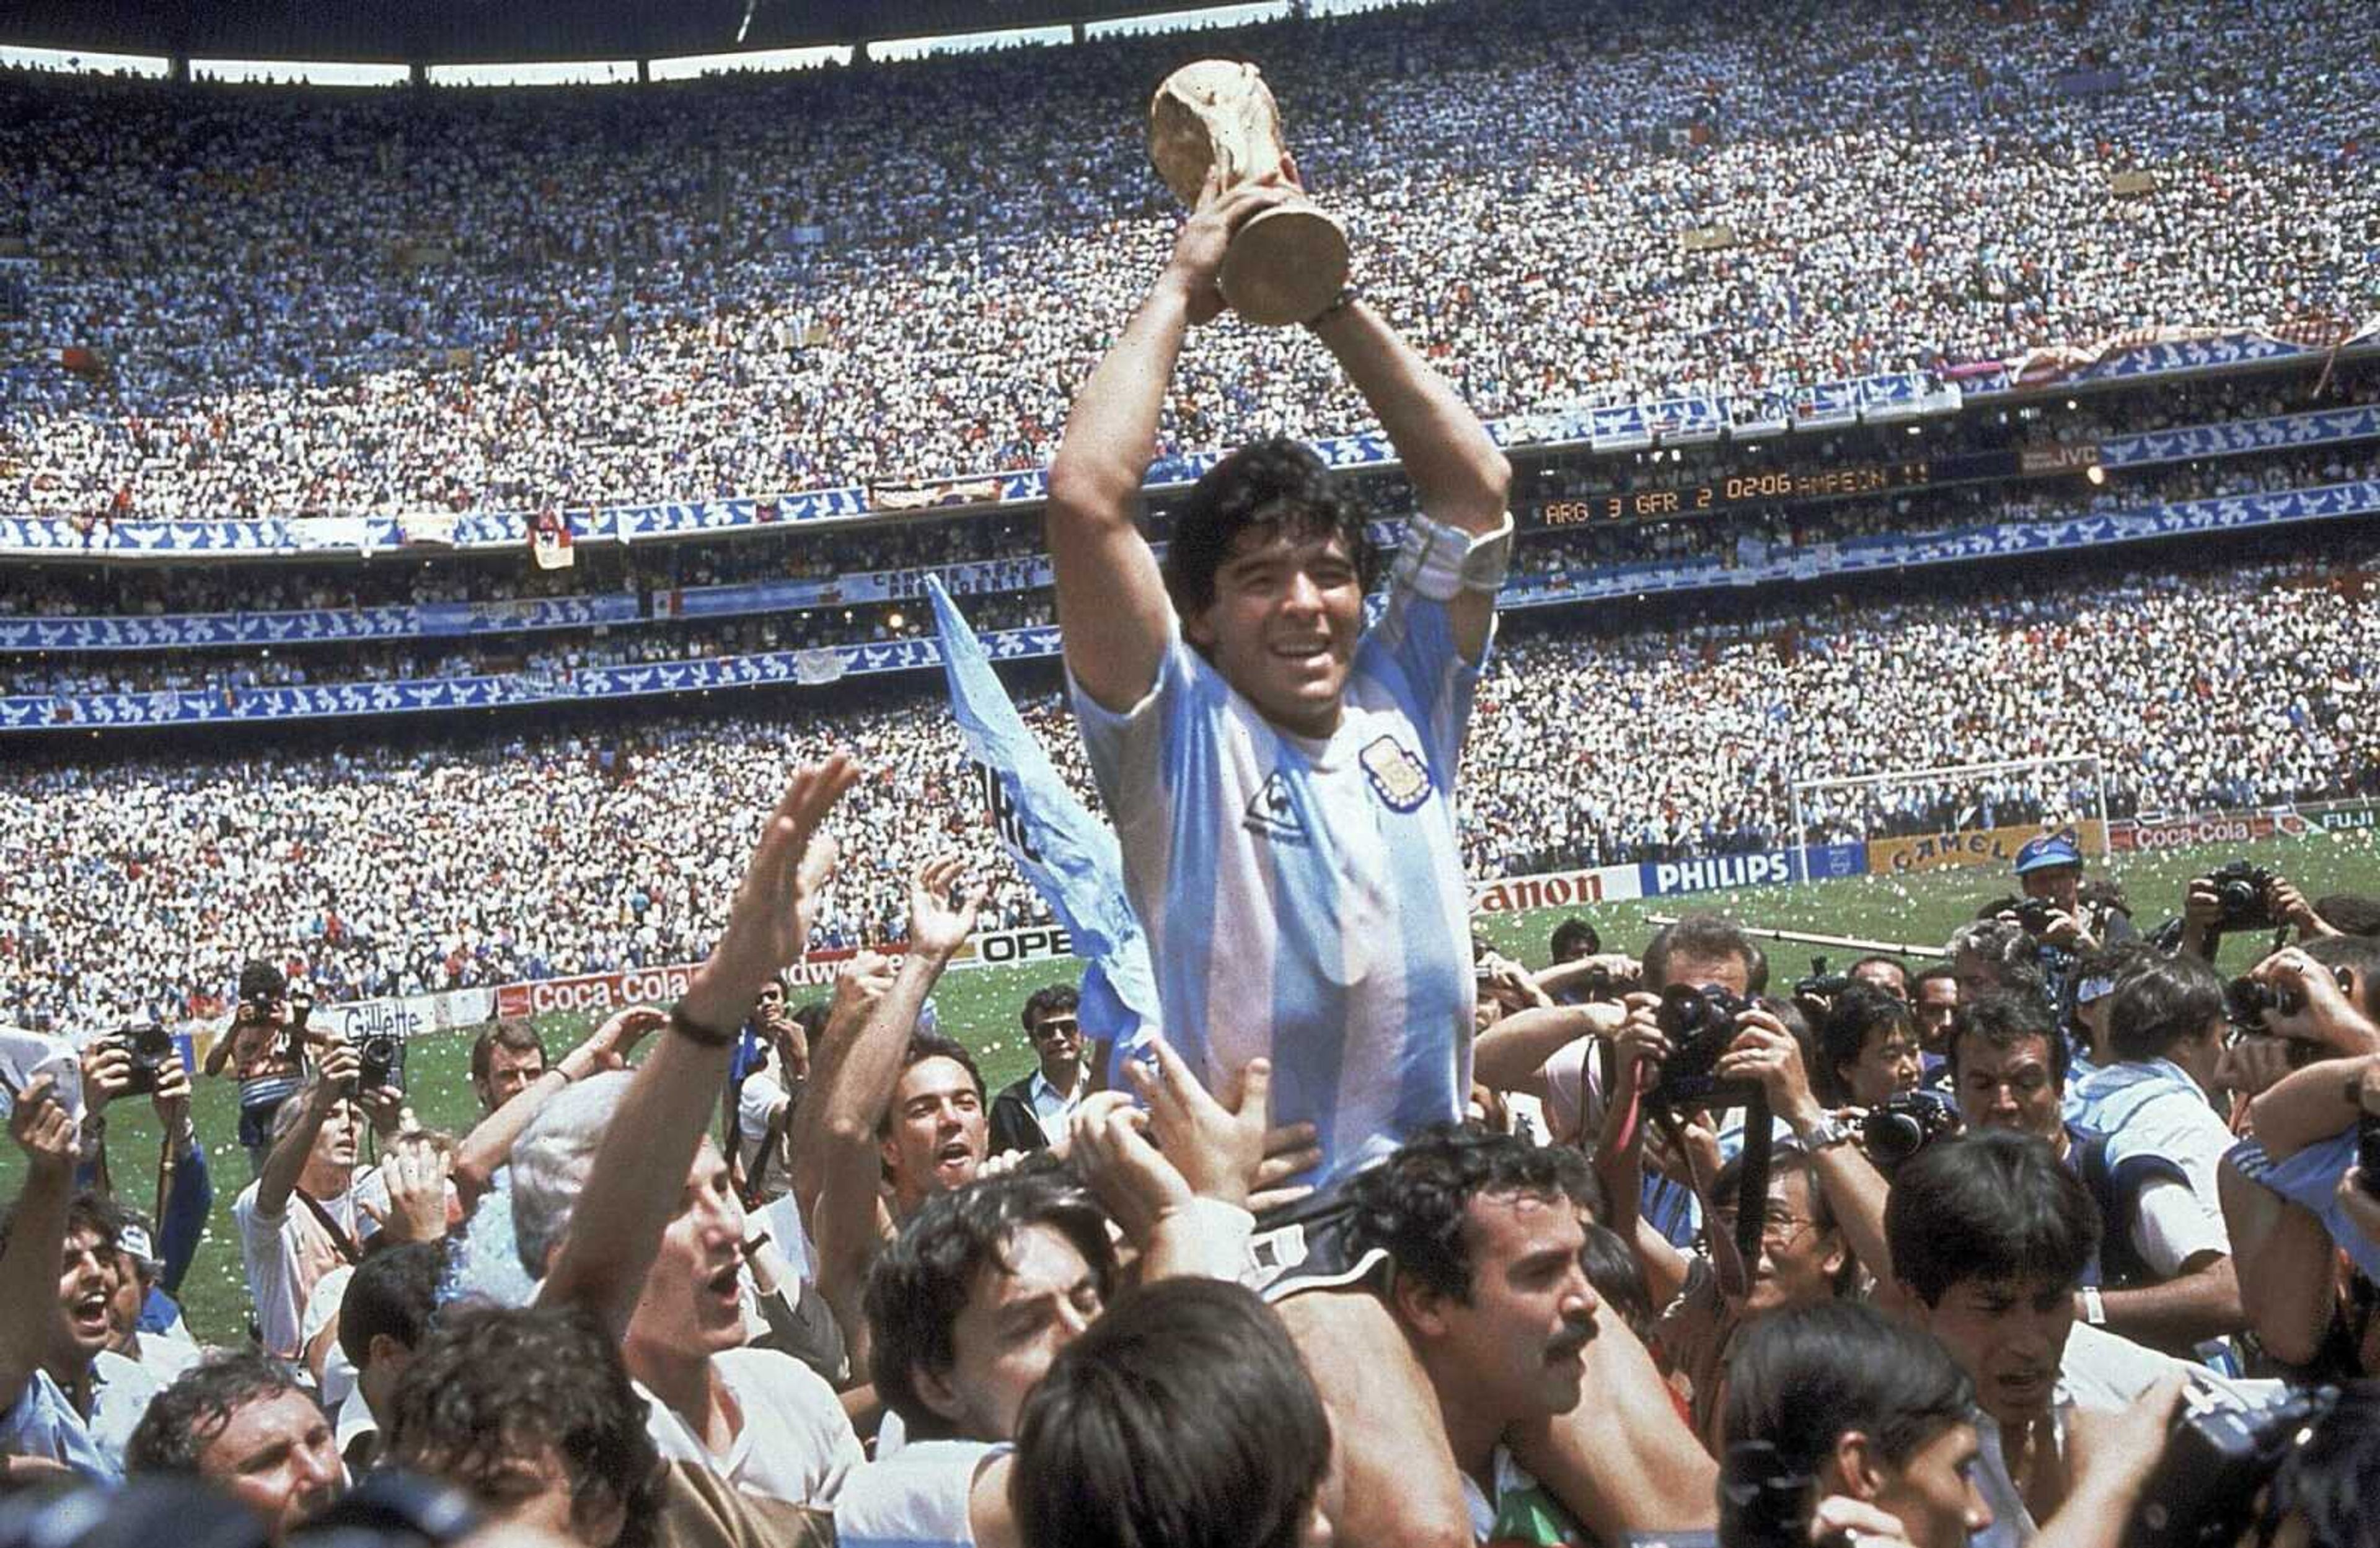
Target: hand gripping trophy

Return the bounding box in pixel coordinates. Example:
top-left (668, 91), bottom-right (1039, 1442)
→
top-left (1147, 60), bottom-right (1349, 327)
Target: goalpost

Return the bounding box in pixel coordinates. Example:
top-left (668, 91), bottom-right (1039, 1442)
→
top-left (1787, 753), bottom-right (2111, 884)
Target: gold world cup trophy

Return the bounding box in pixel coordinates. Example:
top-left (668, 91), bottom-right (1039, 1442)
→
top-left (1148, 60), bottom-right (1349, 328)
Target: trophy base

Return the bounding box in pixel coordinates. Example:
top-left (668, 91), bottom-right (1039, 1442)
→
top-left (1219, 204), bottom-right (1350, 328)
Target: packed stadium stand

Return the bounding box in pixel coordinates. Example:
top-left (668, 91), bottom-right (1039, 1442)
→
top-left (3, 0), bottom-right (2376, 1028)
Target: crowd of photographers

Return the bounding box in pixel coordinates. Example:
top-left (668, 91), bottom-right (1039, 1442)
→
top-left (5, 0), bottom-right (2374, 521)
top-left (8, 771), bottom-right (2380, 1548)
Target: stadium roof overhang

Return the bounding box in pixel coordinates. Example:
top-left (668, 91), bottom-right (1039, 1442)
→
top-left (0, 0), bottom-right (1254, 66)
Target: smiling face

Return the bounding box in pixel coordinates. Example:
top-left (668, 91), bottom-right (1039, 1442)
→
top-left (625, 1138), bottom-right (749, 1364)
top-left (1409, 1190), bottom-right (1600, 1426)
top-left (1185, 525), bottom-right (1365, 739)
top-left (1719, 1167), bottom-right (1846, 1318)
top-left (1913, 1275), bottom-right (2074, 1431)
top-left (883, 1056), bottom-right (988, 1214)
top-left (918, 1222), bottom-right (1105, 1443)
top-left (55, 1225), bottom-right (120, 1366)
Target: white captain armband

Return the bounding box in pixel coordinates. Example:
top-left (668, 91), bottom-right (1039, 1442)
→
top-left (1391, 510), bottom-right (1514, 601)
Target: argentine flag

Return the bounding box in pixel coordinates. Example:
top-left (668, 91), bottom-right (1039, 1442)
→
top-left (923, 577), bottom-right (1159, 1076)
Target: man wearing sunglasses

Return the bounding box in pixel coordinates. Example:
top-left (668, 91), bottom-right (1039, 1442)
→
top-left (988, 986), bottom-right (1086, 1156)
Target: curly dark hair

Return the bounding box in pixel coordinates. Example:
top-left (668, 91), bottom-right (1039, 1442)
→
top-left (1349, 1123), bottom-right (1597, 1303)
top-left (866, 1168), bottom-right (1117, 1440)
top-left (381, 1306), bottom-right (663, 1548)
top-left (126, 1351), bottom-right (309, 1475)
top-left (1161, 436), bottom-right (1375, 622)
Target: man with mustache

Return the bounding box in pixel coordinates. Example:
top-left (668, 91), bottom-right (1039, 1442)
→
top-left (1351, 1127), bottom-right (1605, 1543)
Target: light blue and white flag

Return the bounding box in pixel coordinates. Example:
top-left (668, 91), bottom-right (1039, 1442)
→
top-left (924, 578), bottom-right (1158, 1074)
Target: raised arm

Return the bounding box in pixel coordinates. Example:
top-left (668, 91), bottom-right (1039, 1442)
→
top-left (1045, 172), bottom-right (1302, 712)
top-left (2247, 1049), bottom-right (2378, 1161)
top-left (539, 755), bottom-right (857, 1332)
top-left (806, 858), bottom-right (984, 1367)
top-left (1305, 283), bottom-right (1511, 660)
top-left (1715, 1011), bottom-right (1898, 1298)
top-left (1, 1078), bottom-right (79, 1417)
top-left (253, 1040), bottom-right (359, 1219)
top-left (451, 1008), bottom-right (665, 1203)
top-left (1473, 1001), bottom-right (1621, 1099)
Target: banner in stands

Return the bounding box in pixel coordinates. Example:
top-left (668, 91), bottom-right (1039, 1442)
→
top-left (1470, 863), bottom-right (1644, 915)
top-left (2107, 810), bottom-right (2311, 853)
top-left (1637, 844), bottom-right (1866, 897)
top-left (308, 988), bottom-right (497, 1043)
top-left (1866, 820), bottom-right (2109, 876)
top-left (2311, 800), bottom-right (2380, 834)
top-left (493, 950), bottom-right (858, 1019)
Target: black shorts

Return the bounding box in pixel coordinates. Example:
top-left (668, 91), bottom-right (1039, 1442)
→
top-left (1249, 1174), bottom-right (1390, 1304)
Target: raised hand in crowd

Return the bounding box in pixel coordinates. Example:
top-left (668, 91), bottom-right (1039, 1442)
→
top-left (540, 752), bottom-right (860, 1329)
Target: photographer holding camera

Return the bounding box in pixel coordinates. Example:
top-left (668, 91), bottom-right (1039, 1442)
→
top-left (203, 961), bottom-right (320, 1177)
top-left (2219, 941), bottom-right (2380, 1373)
top-left (2178, 861), bottom-right (2338, 962)
top-left (76, 1027), bottom-right (210, 1311)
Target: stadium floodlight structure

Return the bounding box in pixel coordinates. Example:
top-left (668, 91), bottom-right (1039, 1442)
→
top-left (1787, 752), bottom-right (2110, 884)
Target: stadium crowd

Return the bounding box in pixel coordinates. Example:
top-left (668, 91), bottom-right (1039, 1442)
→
top-left (6, 4), bottom-right (2380, 1545)
top-left (3, 0), bottom-right (2374, 521)
top-left (7, 439), bottom-right (2378, 703)
top-left (3, 531), bottom-right (2371, 1034)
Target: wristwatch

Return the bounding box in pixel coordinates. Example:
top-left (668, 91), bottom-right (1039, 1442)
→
top-left (2081, 1285), bottom-right (2109, 1326)
top-left (1796, 1111), bottom-right (1855, 1152)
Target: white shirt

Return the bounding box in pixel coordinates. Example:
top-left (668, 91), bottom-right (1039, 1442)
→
top-left (233, 1171), bottom-right (389, 1360)
top-left (638, 1346), bottom-right (862, 1509)
top-left (1026, 1068), bottom-right (1083, 1141)
top-left (736, 1071), bottom-right (790, 1182)
top-left (835, 1440), bottom-right (1009, 1548)
top-left (2069, 1058), bottom-right (2235, 1215)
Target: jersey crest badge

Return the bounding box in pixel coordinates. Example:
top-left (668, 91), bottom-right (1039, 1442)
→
top-left (1243, 771), bottom-right (1308, 843)
top-left (1359, 736), bottom-right (1431, 812)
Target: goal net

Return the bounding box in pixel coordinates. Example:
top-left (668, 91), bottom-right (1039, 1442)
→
top-left (1788, 754), bottom-right (2110, 883)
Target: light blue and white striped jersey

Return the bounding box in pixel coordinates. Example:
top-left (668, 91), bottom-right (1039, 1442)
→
top-left (1073, 584), bottom-right (1481, 1189)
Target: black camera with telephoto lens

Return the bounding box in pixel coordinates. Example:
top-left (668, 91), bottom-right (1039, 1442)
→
top-left (1792, 956), bottom-right (1854, 1001)
top-left (108, 1023), bottom-right (178, 1099)
top-left (2205, 859), bottom-right (2278, 933)
top-left (2123, 1382), bottom-right (2338, 1548)
top-left (1647, 983), bottom-right (1755, 1109)
top-left (1859, 1089), bottom-right (1959, 1173)
top-left (356, 1034), bottom-right (405, 1093)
